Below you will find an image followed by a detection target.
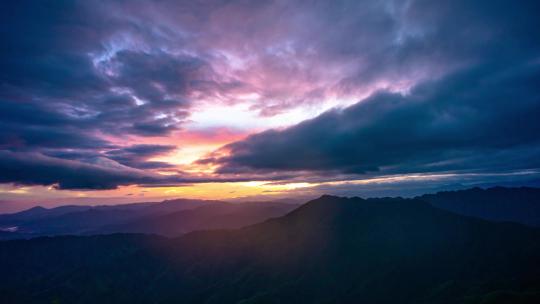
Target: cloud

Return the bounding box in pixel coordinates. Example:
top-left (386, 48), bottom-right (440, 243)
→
top-left (105, 144), bottom-right (178, 169)
top-left (144, 0), bottom-right (539, 115)
top-left (204, 58), bottom-right (540, 177)
top-left (2, 0), bottom-right (540, 191)
top-left (0, 150), bottom-right (297, 190)
top-left (41, 144), bottom-right (179, 171)
top-left (0, 1), bottom-right (223, 144)
top-left (0, 150), bottom-right (165, 190)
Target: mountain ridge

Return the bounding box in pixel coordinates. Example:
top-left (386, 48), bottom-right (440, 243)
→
top-left (418, 186), bottom-right (540, 226)
top-left (1, 194), bottom-right (539, 303)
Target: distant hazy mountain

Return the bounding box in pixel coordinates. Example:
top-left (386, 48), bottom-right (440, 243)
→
top-left (419, 186), bottom-right (540, 226)
top-left (0, 198), bottom-right (297, 240)
top-left (1, 195), bottom-right (538, 303)
top-left (0, 205), bottom-right (93, 223)
top-left (0, 198), bottom-right (222, 239)
top-left (95, 202), bottom-right (298, 236)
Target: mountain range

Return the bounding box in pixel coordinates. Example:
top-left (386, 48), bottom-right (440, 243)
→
top-left (0, 199), bottom-right (298, 240)
top-left (2, 186), bottom-right (540, 241)
top-left (419, 186), bottom-right (540, 226)
top-left (0, 188), bottom-right (539, 303)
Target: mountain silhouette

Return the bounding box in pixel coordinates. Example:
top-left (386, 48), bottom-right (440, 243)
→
top-left (1, 194), bottom-right (539, 303)
top-left (419, 186), bottom-right (540, 226)
top-left (0, 199), bottom-right (226, 239)
top-left (95, 202), bottom-right (298, 236)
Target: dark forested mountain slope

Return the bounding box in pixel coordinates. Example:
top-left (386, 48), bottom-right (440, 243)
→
top-left (419, 186), bottom-right (540, 226)
top-left (0, 195), bottom-right (539, 304)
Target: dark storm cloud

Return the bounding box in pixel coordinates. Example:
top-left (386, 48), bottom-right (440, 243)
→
top-left (0, 0), bottom-right (219, 146)
top-left (0, 150), bottom-right (296, 190)
top-left (0, 150), bottom-right (165, 190)
top-left (0, 100), bottom-right (112, 150)
top-left (195, 0), bottom-right (540, 179)
top-left (105, 144), bottom-right (178, 169)
top-left (326, 0), bottom-right (540, 94)
top-left (109, 50), bottom-right (210, 103)
top-left (42, 144), bottom-right (178, 170)
top-left (207, 59), bottom-right (540, 175)
top-left (143, 0), bottom-right (540, 115)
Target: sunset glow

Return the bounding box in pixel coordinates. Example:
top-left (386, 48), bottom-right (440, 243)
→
top-left (1, 0), bottom-right (540, 212)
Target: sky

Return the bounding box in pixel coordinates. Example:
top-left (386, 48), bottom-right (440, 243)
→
top-left (1, 0), bottom-right (540, 212)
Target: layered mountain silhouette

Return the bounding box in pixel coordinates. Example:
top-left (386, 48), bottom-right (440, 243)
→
top-left (419, 187), bottom-right (540, 226)
top-left (0, 199), bottom-right (296, 240)
top-left (0, 193), bottom-right (539, 303)
top-left (3, 186), bottom-right (539, 241)
top-left (95, 201), bottom-right (298, 236)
